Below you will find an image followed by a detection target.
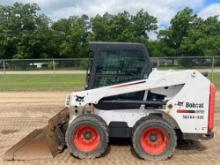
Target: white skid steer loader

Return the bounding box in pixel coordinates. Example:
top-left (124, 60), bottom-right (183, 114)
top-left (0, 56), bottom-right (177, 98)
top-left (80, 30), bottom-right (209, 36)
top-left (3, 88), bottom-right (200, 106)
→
top-left (4, 42), bottom-right (215, 161)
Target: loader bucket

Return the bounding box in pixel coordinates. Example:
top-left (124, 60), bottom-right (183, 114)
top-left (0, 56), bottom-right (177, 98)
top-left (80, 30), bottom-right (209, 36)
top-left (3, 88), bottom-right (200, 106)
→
top-left (4, 108), bottom-right (69, 161)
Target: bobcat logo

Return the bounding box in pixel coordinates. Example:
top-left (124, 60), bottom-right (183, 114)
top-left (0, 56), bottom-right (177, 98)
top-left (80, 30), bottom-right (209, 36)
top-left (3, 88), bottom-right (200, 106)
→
top-left (75, 95), bottom-right (85, 102)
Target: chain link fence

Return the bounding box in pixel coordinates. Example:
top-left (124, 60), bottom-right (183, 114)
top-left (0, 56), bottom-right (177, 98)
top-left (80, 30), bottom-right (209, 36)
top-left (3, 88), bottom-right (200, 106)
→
top-left (0, 56), bottom-right (219, 91)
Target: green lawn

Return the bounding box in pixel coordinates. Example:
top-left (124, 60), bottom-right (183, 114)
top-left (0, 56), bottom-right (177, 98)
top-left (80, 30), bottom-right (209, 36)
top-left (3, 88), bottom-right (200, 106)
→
top-left (0, 73), bottom-right (219, 91)
top-left (209, 73), bottom-right (220, 89)
top-left (0, 74), bottom-right (86, 91)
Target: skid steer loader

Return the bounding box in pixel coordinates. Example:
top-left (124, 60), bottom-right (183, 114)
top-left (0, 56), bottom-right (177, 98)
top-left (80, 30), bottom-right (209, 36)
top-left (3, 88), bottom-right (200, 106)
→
top-left (4, 42), bottom-right (215, 161)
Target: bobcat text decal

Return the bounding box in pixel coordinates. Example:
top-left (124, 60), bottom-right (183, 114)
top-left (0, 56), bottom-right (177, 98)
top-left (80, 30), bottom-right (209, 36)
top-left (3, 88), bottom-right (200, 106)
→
top-left (176, 101), bottom-right (205, 120)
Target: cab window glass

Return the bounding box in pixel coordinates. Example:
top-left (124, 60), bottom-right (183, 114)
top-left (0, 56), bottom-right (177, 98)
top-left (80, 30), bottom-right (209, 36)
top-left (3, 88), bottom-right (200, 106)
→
top-left (94, 49), bottom-right (145, 87)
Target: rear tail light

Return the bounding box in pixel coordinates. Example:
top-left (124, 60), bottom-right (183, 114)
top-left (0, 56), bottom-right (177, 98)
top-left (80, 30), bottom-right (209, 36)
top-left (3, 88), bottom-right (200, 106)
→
top-left (208, 83), bottom-right (216, 131)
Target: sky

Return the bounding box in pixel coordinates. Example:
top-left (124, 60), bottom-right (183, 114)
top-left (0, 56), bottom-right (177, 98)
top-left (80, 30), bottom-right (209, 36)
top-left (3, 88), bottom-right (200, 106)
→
top-left (0, 0), bottom-right (220, 24)
top-left (1, 0), bottom-right (220, 39)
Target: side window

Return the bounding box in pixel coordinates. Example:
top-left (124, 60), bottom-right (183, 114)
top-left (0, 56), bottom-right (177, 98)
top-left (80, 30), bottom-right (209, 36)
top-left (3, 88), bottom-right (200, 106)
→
top-left (94, 49), bottom-right (145, 88)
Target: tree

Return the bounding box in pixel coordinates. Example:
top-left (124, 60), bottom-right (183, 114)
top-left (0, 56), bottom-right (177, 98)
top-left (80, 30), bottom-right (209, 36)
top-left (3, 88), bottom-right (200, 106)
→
top-left (1, 3), bottom-right (220, 60)
top-left (91, 10), bottom-right (157, 43)
top-left (0, 3), bottom-right (53, 59)
top-left (158, 7), bottom-right (220, 58)
top-left (158, 8), bottom-right (198, 56)
top-left (59, 16), bottom-right (91, 58)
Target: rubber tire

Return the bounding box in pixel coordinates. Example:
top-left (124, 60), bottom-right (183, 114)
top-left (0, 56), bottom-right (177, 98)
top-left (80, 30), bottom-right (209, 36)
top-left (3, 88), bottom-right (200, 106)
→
top-left (132, 117), bottom-right (177, 160)
top-left (65, 114), bottom-right (109, 159)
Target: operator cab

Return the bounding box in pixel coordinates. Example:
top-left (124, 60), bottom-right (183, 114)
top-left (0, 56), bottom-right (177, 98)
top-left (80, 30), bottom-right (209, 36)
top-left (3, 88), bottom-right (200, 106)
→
top-left (87, 42), bottom-right (152, 89)
top-left (85, 42), bottom-right (154, 110)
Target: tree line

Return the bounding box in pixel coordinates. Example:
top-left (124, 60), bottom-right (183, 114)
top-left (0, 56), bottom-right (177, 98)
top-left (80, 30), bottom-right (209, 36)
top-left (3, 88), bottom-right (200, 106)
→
top-left (0, 2), bottom-right (220, 59)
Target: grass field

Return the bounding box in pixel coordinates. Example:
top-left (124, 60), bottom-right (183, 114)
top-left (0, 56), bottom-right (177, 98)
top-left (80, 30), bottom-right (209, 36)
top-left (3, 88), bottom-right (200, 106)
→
top-left (0, 72), bottom-right (219, 91)
top-left (0, 74), bottom-right (86, 91)
top-left (209, 73), bottom-right (220, 88)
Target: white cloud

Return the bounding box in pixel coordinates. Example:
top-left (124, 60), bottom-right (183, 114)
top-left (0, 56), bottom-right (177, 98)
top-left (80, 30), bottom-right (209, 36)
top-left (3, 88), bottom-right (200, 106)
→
top-left (48, 0), bottom-right (205, 25)
top-left (199, 3), bottom-right (220, 20)
top-left (148, 31), bottom-right (157, 41)
top-left (0, 0), bottom-right (76, 12)
top-left (0, 0), bottom-right (205, 26)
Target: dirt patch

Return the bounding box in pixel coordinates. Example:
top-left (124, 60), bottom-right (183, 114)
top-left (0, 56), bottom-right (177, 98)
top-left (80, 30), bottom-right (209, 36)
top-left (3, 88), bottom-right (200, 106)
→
top-left (1, 129), bottom-right (19, 135)
top-left (177, 140), bottom-right (207, 151)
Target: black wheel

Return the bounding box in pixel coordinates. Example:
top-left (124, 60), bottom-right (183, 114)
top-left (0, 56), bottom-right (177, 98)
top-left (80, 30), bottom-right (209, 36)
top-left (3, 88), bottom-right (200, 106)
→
top-left (132, 117), bottom-right (177, 160)
top-left (65, 114), bottom-right (109, 159)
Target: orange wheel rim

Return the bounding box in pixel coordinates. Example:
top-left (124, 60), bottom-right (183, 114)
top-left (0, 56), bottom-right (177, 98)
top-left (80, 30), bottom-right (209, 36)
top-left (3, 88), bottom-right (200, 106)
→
top-left (140, 127), bottom-right (169, 155)
top-left (73, 125), bottom-right (101, 152)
